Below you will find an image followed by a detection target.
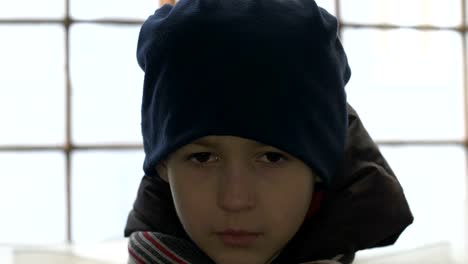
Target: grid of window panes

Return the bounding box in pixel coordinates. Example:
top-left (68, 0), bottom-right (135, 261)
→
top-left (0, 0), bottom-right (466, 255)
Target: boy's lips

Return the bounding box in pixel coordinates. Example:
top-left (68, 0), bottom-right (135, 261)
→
top-left (216, 229), bottom-right (263, 247)
top-left (216, 229), bottom-right (262, 236)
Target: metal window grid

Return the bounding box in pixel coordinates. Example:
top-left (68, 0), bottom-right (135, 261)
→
top-left (0, 0), bottom-right (466, 243)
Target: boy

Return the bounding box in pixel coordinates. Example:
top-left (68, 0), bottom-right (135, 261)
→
top-left (125, 0), bottom-right (413, 263)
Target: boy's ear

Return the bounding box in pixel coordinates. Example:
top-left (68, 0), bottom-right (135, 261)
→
top-left (156, 160), bottom-right (169, 182)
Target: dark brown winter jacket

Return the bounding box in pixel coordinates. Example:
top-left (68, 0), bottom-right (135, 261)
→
top-left (124, 103), bottom-right (414, 263)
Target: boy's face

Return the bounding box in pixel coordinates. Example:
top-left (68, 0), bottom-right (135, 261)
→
top-left (157, 135), bottom-right (315, 264)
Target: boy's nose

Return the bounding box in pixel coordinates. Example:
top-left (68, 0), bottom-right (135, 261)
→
top-left (217, 161), bottom-right (256, 212)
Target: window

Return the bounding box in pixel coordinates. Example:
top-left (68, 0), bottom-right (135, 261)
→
top-left (0, 0), bottom-right (466, 253)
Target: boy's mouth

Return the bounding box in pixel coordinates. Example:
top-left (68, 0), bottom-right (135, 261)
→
top-left (216, 229), bottom-right (262, 247)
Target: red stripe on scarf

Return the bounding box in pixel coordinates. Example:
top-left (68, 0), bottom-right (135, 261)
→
top-left (143, 232), bottom-right (190, 264)
top-left (128, 246), bottom-right (146, 264)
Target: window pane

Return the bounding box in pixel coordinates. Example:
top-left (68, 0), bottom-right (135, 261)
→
top-left (340, 0), bottom-right (461, 27)
top-left (0, 26), bottom-right (65, 145)
top-left (0, 152), bottom-right (66, 245)
top-left (315, 0), bottom-right (336, 16)
top-left (70, 25), bottom-right (144, 144)
top-left (72, 150), bottom-right (144, 243)
top-left (358, 145), bottom-right (467, 258)
top-left (0, 0), bottom-right (64, 19)
top-left (343, 29), bottom-right (464, 141)
top-left (70, 0), bottom-right (157, 20)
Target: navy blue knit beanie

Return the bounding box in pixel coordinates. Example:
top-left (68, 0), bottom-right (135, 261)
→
top-left (138, 0), bottom-right (351, 187)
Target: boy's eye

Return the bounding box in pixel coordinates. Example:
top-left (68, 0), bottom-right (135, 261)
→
top-left (260, 152), bottom-right (288, 164)
top-left (188, 152), bottom-right (218, 164)
top-left (186, 151), bottom-right (288, 165)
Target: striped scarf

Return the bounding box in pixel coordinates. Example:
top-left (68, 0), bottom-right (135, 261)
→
top-left (127, 231), bottom-right (344, 264)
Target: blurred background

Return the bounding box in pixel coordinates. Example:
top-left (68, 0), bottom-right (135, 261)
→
top-left (0, 0), bottom-right (467, 263)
